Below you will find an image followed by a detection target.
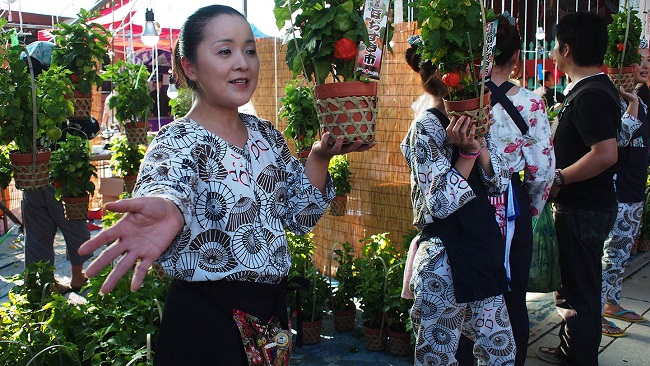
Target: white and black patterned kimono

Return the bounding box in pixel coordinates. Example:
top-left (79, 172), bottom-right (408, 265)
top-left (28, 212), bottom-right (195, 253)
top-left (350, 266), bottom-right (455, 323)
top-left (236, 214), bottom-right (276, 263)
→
top-left (133, 114), bottom-right (334, 284)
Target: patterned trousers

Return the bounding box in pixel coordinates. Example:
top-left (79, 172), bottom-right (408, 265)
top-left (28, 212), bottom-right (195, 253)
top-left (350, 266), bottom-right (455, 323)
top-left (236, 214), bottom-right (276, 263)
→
top-left (23, 187), bottom-right (91, 266)
top-left (410, 238), bottom-right (515, 366)
top-left (602, 201), bottom-right (643, 308)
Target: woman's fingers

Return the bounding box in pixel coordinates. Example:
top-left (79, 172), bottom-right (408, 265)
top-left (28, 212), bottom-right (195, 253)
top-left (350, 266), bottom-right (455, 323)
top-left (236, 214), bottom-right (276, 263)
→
top-left (99, 250), bottom-right (140, 294)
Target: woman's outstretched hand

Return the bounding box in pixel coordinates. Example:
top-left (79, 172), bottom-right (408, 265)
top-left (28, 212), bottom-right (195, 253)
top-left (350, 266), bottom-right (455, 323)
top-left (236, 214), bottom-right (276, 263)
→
top-left (309, 132), bottom-right (377, 161)
top-left (78, 197), bottom-right (184, 295)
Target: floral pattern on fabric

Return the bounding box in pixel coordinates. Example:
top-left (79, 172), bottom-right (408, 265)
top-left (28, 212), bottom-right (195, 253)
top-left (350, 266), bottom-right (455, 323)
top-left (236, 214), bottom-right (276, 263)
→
top-left (401, 109), bottom-right (510, 229)
top-left (233, 309), bottom-right (292, 366)
top-left (134, 115), bottom-right (334, 283)
top-left (489, 88), bottom-right (555, 218)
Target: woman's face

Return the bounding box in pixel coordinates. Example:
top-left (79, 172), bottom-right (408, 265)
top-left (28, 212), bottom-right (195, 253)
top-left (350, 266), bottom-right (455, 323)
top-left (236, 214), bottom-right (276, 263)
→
top-left (182, 14), bottom-right (259, 109)
top-left (635, 48), bottom-right (650, 84)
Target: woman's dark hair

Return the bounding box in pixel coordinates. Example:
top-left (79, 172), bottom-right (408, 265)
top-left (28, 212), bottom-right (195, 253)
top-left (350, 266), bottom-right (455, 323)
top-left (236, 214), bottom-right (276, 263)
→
top-left (405, 45), bottom-right (445, 97)
top-left (494, 15), bottom-right (521, 66)
top-left (173, 5), bottom-right (246, 92)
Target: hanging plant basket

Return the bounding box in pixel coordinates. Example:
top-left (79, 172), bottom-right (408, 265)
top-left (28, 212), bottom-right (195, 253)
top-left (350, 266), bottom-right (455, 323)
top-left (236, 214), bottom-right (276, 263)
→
top-left (72, 90), bottom-right (93, 118)
top-left (329, 195), bottom-right (347, 216)
top-left (301, 319), bottom-right (322, 345)
top-left (122, 175), bottom-right (138, 194)
top-left (362, 322), bottom-right (387, 351)
top-left (443, 91), bottom-right (492, 138)
top-left (388, 329), bottom-right (412, 356)
top-left (606, 66), bottom-right (636, 93)
top-left (9, 148), bottom-right (51, 191)
top-left (124, 121), bottom-right (148, 146)
top-left (62, 195), bottom-right (89, 221)
top-left (333, 308), bottom-right (356, 332)
top-left (314, 81), bottom-right (378, 145)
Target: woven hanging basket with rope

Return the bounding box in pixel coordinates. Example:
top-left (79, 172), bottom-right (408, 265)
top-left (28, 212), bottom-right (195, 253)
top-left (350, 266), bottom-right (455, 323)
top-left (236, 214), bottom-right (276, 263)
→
top-left (443, 91), bottom-right (493, 138)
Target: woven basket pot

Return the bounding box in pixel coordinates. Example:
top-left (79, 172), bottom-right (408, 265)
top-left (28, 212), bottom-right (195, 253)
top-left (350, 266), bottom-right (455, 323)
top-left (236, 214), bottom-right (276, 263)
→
top-left (388, 329), bottom-right (412, 356)
top-left (301, 319), bottom-right (322, 345)
top-left (72, 90), bottom-right (92, 118)
top-left (362, 322), bottom-right (387, 352)
top-left (124, 121), bottom-right (148, 146)
top-left (329, 195), bottom-right (347, 216)
top-left (314, 81), bottom-right (378, 145)
top-left (443, 92), bottom-right (492, 138)
top-left (122, 175), bottom-right (138, 194)
top-left (606, 66), bottom-right (636, 93)
top-left (333, 308), bottom-right (356, 332)
top-left (9, 149), bottom-right (51, 191)
top-left (63, 195), bottom-right (89, 221)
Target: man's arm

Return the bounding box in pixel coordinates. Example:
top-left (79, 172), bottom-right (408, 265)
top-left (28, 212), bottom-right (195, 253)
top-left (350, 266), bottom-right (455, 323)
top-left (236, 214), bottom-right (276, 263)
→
top-left (550, 138), bottom-right (617, 197)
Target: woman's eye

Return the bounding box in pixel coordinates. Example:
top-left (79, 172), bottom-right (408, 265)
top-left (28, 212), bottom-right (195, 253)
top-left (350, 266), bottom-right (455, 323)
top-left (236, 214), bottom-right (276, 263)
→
top-left (246, 49), bottom-right (257, 56)
top-left (218, 49), bottom-right (231, 55)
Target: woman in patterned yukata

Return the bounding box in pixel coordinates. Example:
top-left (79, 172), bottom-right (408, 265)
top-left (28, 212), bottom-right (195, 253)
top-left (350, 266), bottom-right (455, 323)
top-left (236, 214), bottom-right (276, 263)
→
top-left (78, 5), bottom-right (374, 365)
top-left (402, 36), bottom-right (516, 365)
top-left (600, 41), bottom-right (650, 338)
top-left (457, 15), bottom-right (555, 366)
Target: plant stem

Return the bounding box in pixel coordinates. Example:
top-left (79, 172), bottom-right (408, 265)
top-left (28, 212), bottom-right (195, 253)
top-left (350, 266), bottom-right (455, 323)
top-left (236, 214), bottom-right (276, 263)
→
top-left (466, 32), bottom-right (478, 98)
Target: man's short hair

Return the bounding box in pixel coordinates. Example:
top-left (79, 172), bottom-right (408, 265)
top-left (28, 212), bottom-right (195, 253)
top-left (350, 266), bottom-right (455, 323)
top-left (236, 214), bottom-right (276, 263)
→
top-left (538, 70), bottom-right (553, 84)
top-left (556, 12), bottom-right (607, 67)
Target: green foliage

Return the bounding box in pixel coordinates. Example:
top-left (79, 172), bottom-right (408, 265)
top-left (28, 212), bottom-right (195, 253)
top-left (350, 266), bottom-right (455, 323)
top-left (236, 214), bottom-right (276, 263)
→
top-left (110, 136), bottom-right (146, 178)
top-left (0, 145), bottom-right (13, 189)
top-left (354, 232), bottom-right (401, 328)
top-left (274, 0), bottom-right (392, 84)
top-left (102, 60), bottom-right (154, 126)
top-left (50, 135), bottom-right (96, 199)
top-left (102, 192), bottom-right (132, 229)
top-left (411, 0), bottom-right (496, 100)
top-left (0, 261), bottom-right (169, 366)
top-left (331, 242), bottom-right (358, 312)
top-left (279, 80), bottom-right (320, 152)
top-left (328, 154), bottom-right (352, 196)
top-left (0, 22), bottom-right (71, 152)
top-left (385, 258), bottom-right (412, 333)
top-left (169, 88), bottom-right (193, 119)
top-left (604, 8), bottom-right (642, 69)
top-left (286, 231), bottom-right (331, 321)
top-left (51, 9), bottom-right (110, 94)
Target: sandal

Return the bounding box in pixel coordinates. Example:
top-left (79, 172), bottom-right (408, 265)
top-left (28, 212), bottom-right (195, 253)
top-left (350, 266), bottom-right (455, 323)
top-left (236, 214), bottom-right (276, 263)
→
top-left (604, 309), bottom-right (647, 323)
top-left (602, 320), bottom-right (627, 338)
top-left (53, 282), bottom-right (72, 295)
top-left (536, 346), bottom-right (560, 364)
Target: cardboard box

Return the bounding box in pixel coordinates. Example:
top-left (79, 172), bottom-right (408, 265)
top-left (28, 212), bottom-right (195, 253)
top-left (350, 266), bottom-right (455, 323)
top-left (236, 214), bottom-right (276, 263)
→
top-left (99, 177), bottom-right (124, 205)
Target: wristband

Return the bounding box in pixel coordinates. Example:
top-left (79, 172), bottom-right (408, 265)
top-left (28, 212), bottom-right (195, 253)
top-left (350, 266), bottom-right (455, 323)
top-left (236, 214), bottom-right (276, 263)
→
top-left (458, 148), bottom-right (481, 159)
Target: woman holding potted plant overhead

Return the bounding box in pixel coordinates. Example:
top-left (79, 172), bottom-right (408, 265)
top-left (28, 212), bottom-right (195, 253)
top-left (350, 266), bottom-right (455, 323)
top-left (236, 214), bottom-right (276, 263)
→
top-left (604, 7), bottom-right (642, 92)
top-left (79, 5), bottom-right (375, 365)
top-left (401, 6), bottom-right (515, 364)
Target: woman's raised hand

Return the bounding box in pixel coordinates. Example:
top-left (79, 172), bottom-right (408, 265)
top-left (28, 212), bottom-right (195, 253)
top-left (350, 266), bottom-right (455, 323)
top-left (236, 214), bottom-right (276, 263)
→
top-left (446, 115), bottom-right (482, 152)
top-left (78, 197), bottom-right (184, 295)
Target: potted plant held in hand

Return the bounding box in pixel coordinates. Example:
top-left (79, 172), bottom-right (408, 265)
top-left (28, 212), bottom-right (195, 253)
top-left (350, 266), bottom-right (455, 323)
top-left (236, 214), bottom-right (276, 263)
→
top-left (102, 60), bottom-right (154, 145)
top-left (412, 0), bottom-right (497, 137)
top-left (604, 7), bottom-right (642, 92)
top-left (109, 135), bottom-right (146, 194)
top-left (51, 8), bottom-right (109, 118)
top-left (279, 80), bottom-right (320, 161)
top-left (50, 135), bottom-right (97, 220)
top-left (274, 0), bottom-right (393, 145)
top-left (328, 154), bottom-right (352, 216)
top-left (0, 21), bottom-right (74, 191)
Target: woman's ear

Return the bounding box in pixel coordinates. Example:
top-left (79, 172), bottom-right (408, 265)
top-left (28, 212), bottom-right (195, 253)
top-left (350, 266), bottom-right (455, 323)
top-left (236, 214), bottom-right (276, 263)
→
top-left (180, 57), bottom-right (197, 82)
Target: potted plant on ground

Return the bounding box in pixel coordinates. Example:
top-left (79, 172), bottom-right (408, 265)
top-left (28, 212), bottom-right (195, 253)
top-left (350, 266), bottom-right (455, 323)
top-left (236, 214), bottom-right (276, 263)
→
top-left (102, 60), bottom-right (153, 145)
top-left (328, 154), bottom-right (352, 216)
top-left (279, 80), bottom-right (320, 161)
top-left (0, 145), bottom-right (13, 215)
top-left (274, 0), bottom-right (393, 144)
top-left (331, 241), bottom-right (359, 332)
top-left (412, 0), bottom-right (497, 137)
top-left (0, 21), bottom-right (74, 191)
top-left (604, 7), bottom-right (642, 92)
top-left (51, 9), bottom-right (109, 119)
top-left (49, 135), bottom-right (96, 220)
top-left (385, 257), bottom-right (413, 356)
top-left (355, 232), bottom-right (400, 351)
top-left (109, 135), bottom-right (146, 194)
top-left (286, 231), bottom-right (330, 345)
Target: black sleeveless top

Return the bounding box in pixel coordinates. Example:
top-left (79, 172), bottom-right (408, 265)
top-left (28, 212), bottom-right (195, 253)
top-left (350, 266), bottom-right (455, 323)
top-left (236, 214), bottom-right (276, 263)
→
top-left (418, 108), bottom-right (509, 303)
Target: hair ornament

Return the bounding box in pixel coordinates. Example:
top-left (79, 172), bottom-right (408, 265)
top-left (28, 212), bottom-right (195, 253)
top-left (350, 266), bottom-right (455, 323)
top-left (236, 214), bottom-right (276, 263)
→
top-left (407, 35), bottom-right (423, 47)
top-left (502, 11), bottom-right (516, 25)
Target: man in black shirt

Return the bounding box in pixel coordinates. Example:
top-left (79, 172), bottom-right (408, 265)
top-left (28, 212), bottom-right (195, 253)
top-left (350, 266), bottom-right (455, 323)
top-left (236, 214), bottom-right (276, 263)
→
top-left (537, 12), bottom-right (619, 366)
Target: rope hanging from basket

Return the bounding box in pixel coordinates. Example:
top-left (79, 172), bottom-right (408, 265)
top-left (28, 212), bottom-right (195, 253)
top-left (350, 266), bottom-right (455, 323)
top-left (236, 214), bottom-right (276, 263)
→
top-left (618, 0), bottom-right (632, 86)
top-left (478, 1), bottom-right (489, 114)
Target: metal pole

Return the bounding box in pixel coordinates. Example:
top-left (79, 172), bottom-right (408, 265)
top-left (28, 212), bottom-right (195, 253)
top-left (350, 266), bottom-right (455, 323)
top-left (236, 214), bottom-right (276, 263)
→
top-left (242, 0), bottom-right (247, 18)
